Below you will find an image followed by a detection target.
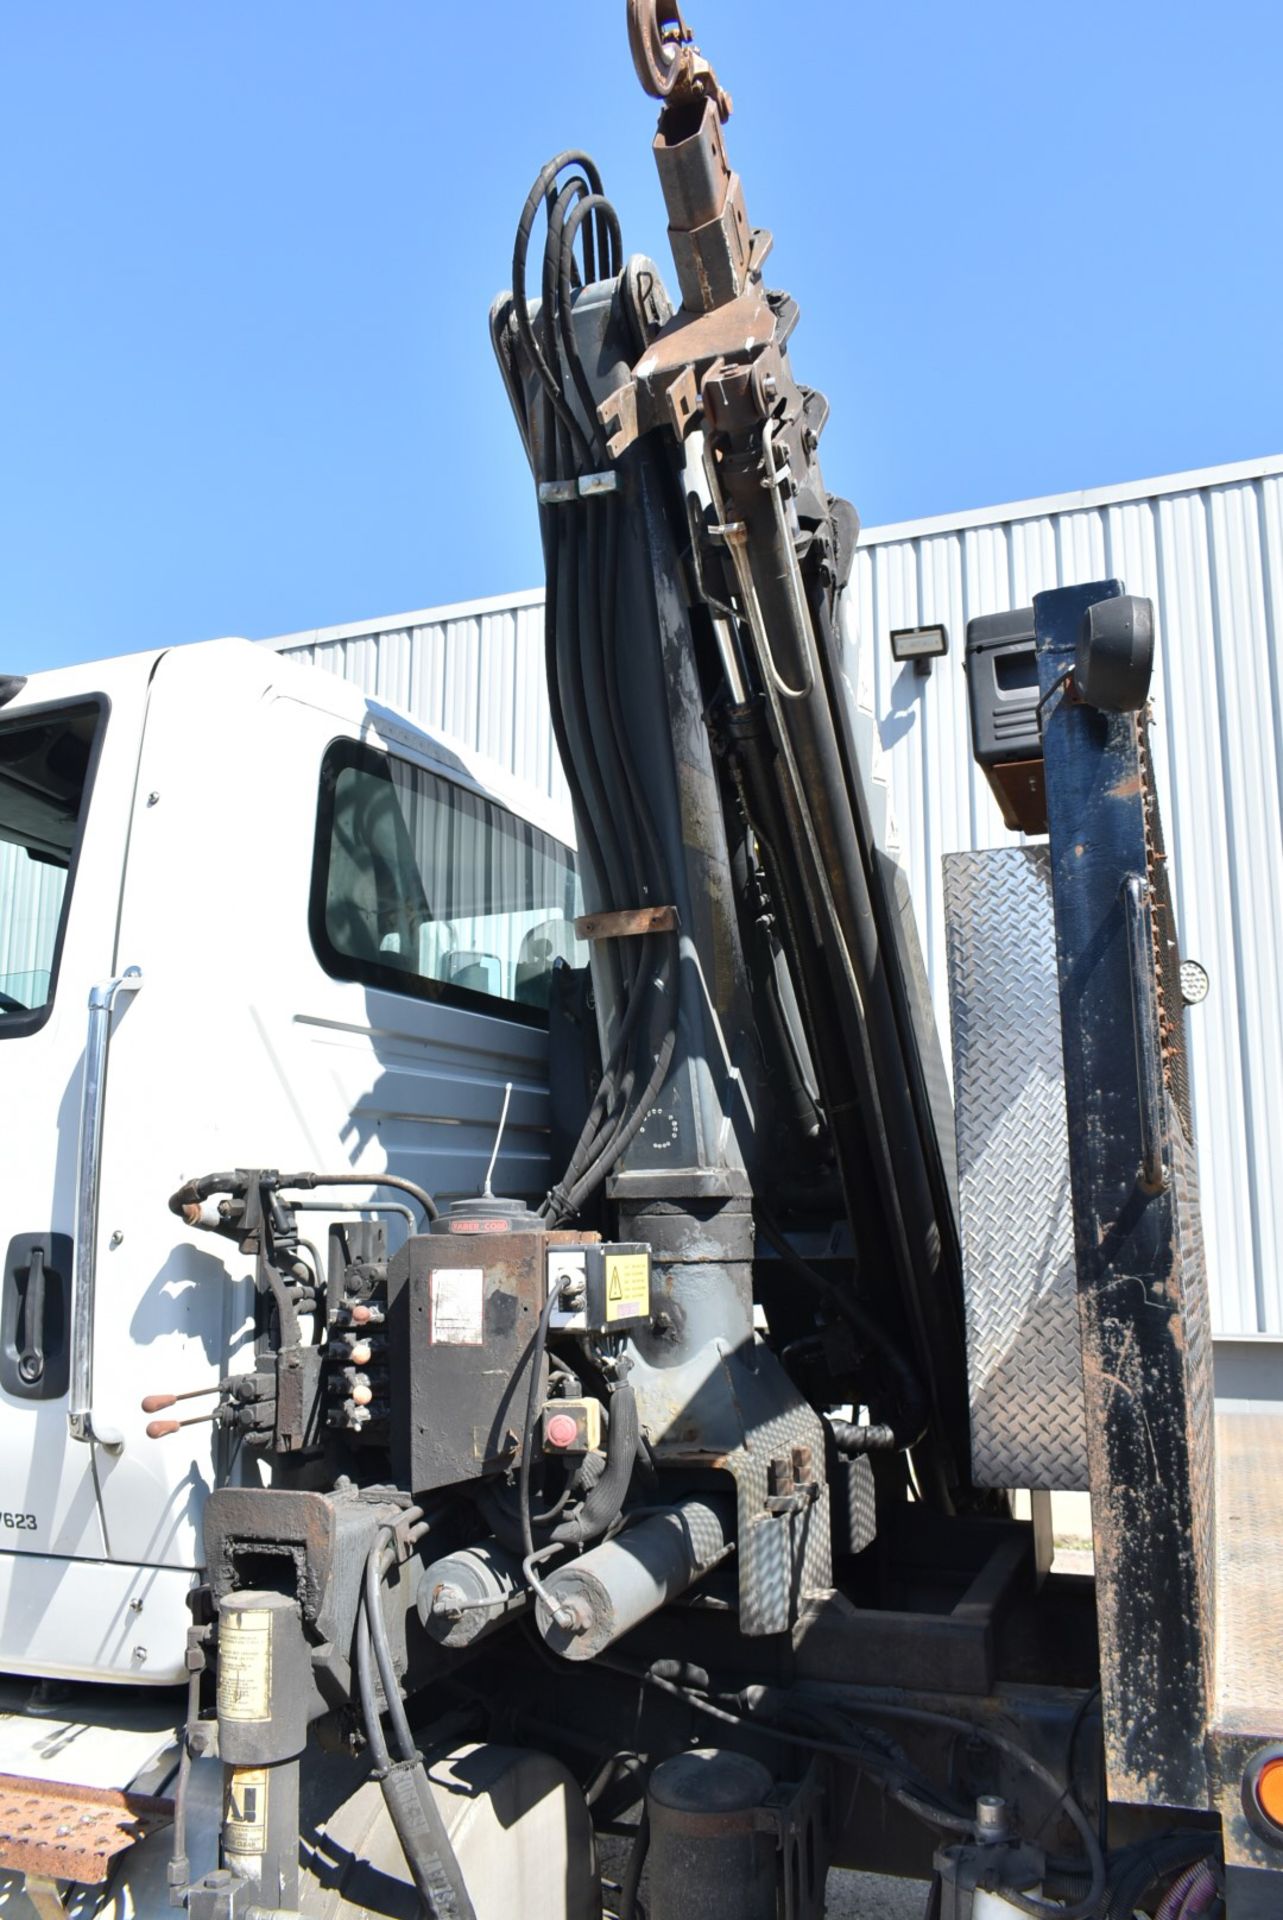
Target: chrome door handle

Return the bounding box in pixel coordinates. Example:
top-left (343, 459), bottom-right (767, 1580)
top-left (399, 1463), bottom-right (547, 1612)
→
top-left (68, 967), bottom-right (143, 1448)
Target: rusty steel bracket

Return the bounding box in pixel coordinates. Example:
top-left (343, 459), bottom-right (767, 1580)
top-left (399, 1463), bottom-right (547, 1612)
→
top-left (0, 1772), bottom-right (172, 1885)
top-left (574, 905), bottom-right (680, 941)
top-left (598, 287), bottom-right (778, 457)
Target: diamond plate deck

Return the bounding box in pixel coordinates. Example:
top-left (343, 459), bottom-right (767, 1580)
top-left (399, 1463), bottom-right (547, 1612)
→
top-left (944, 847), bottom-right (1088, 1489)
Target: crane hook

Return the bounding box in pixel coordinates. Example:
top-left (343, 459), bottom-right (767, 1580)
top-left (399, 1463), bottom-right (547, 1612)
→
top-left (627, 0), bottom-right (692, 98)
top-left (626, 1), bottom-right (732, 120)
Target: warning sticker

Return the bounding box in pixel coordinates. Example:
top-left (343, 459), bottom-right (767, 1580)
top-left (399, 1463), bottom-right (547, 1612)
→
top-left (224, 1767), bottom-right (268, 1856)
top-left (216, 1610), bottom-right (272, 1723)
top-left (430, 1268), bottom-right (485, 1345)
top-left (604, 1251), bottom-right (650, 1324)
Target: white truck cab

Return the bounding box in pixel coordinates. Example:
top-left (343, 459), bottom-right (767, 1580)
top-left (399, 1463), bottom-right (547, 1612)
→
top-left (0, 637), bottom-right (580, 1688)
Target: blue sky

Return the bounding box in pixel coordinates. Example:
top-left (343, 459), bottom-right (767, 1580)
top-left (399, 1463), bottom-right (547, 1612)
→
top-left (3, 1), bottom-right (1279, 671)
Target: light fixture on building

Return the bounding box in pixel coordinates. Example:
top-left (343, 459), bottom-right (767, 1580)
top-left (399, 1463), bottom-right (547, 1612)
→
top-left (890, 622), bottom-right (948, 677)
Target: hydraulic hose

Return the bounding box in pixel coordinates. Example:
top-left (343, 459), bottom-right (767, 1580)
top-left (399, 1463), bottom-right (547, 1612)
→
top-left (358, 1538), bottom-right (476, 1920)
top-left (168, 1169), bottom-right (438, 1226)
top-left (548, 1385), bottom-right (639, 1547)
top-left (510, 151), bottom-right (683, 1230)
top-left (827, 1416), bottom-right (897, 1455)
top-left (1104, 1836), bottom-right (1221, 1920)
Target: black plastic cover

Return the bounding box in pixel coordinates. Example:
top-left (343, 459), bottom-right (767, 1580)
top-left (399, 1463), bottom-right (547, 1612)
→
top-left (964, 608), bottom-right (1041, 769)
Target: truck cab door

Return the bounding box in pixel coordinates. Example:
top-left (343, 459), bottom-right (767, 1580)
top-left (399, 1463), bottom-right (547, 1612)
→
top-left (0, 655), bottom-right (169, 1678)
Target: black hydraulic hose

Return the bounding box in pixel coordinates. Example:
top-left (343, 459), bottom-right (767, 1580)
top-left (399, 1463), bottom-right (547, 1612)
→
top-left (356, 1605), bottom-right (393, 1775)
top-left (548, 1385), bottom-right (638, 1547)
top-left (359, 1544), bottom-right (476, 1920)
top-left (599, 1658), bottom-right (983, 1841)
top-left (598, 487), bottom-right (671, 894)
top-left (277, 1170), bottom-right (438, 1226)
top-left (538, 496), bottom-right (610, 918)
top-left (518, 1284), bottom-right (562, 1564)
top-left (512, 154), bottom-right (601, 464)
top-left (474, 1454), bottom-right (599, 1554)
top-left (600, 1655), bottom-right (1105, 1916)
top-left (556, 194), bottom-right (623, 461)
top-left (555, 978), bottom-right (679, 1219)
top-left (365, 1544), bottom-right (420, 1764)
top-left (618, 1807), bottom-right (649, 1920)
top-left (827, 1416), bottom-right (898, 1455)
top-left (552, 468), bottom-right (632, 911)
top-left (168, 1170), bottom-right (438, 1226)
top-left (1104, 1835), bottom-right (1220, 1920)
top-left (544, 932), bottom-right (661, 1213)
top-left (831, 1699), bottom-right (1105, 1920)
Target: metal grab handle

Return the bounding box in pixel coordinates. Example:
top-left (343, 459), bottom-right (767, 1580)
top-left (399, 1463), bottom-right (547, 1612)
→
top-left (17, 1245), bottom-right (46, 1384)
top-left (69, 968), bottom-right (143, 1448)
top-left (1121, 879), bottom-right (1168, 1195)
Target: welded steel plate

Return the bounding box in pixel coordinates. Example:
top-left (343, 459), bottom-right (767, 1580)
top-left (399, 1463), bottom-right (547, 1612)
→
top-left (1214, 1404), bottom-right (1283, 1733)
top-left (944, 847), bottom-right (1088, 1489)
top-left (0, 1772), bottom-right (171, 1883)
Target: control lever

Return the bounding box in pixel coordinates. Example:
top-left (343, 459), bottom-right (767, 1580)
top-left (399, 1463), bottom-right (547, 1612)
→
top-left (145, 1411), bottom-right (219, 1440)
top-left (140, 1385), bottom-right (221, 1414)
top-left (141, 1381), bottom-right (223, 1440)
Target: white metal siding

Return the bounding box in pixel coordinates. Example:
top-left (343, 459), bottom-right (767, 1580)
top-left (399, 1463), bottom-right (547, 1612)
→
top-left (267, 454), bottom-right (1283, 1338)
top-left (853, 456), bottom-right (1283, 1339)
top-left (268, 588), bottom-right (567, 809)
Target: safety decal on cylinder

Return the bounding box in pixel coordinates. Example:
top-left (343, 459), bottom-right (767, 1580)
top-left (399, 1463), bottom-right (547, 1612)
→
top-left (430, 1268), bottom-right (485, 1345)
top-left (604, 1252), bottom-right (649, 1323)
top-left (217, 1609), bottom-right (273, 1723)
top-left (224, 1766), bottom-right (268, 1856)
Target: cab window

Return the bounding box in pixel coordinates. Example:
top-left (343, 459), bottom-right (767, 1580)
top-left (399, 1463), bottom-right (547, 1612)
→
top-left (311, 737), bottom-right (585, 1024)
top-left (0, 702), bottom-right (103, 1034)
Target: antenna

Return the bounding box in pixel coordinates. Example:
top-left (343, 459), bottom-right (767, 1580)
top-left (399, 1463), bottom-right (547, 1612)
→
top-left (482, 1082), bottom-right (513, 1199)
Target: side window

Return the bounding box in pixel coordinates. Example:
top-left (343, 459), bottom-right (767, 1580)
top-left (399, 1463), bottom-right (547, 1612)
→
top-left (0, 701), bottom-right (104, 1037)
top-left (311, 738), bottom-right (586, 1024)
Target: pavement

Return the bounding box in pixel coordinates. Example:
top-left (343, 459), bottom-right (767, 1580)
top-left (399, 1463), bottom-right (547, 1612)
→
top-left (824, 1871), bottom-right (932, 1917)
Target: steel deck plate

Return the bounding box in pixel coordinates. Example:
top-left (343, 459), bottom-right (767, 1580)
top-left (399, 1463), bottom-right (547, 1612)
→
top-left (1214, 1403), bottom-right (1283, 1735)
top-left (944, 846), bottom-right (1089, 1489)
top-left (0, 1773), bottom-right (171, 1885)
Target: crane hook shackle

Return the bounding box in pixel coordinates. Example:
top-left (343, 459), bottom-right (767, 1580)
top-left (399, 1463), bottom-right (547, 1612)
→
top-left (626, 0), bottom-right (732, 120)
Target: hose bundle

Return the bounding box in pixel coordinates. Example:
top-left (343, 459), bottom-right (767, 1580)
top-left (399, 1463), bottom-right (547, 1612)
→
top-left (504, 155), bottom-right (680, 1226)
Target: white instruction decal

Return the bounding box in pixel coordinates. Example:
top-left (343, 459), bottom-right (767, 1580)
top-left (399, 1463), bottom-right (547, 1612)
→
top-left (217, 1609), bottom-right (272, 1723)
top-left (430, 1268), bottom-right (485, 1345)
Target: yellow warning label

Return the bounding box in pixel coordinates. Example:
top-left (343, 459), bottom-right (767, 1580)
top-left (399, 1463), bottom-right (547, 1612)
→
top-left (224, 1766), bottom-right (268, 1856)
top-left (217, 1609), bottom-right (272, 1723)
top-left (604, 1251), bottom-right (649, 1323)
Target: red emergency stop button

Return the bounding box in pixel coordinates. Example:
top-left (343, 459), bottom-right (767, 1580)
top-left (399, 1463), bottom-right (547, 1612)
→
top-left (546, 1413), bottom-right (579, 1449)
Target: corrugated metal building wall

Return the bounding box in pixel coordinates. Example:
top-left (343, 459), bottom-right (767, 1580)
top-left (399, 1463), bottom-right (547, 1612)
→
top-left (267, 453), bottom-right (1283, 1340)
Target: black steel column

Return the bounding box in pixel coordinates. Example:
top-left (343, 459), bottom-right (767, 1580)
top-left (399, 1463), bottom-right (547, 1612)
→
top-left (1036, 579), bottom-right (1215, 1810)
